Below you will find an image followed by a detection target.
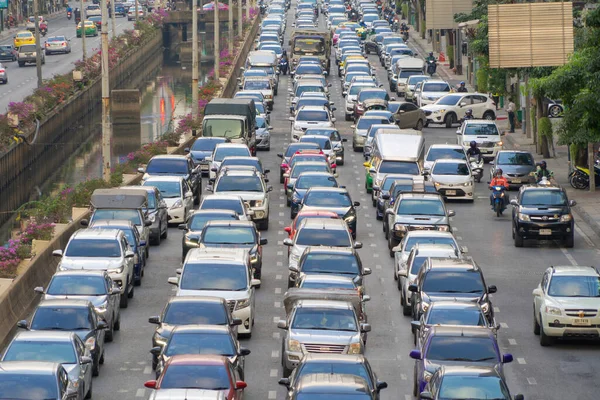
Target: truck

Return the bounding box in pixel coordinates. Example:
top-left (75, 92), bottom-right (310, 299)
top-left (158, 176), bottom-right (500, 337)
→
top-left (289, 29), bottom-right (332, 73)
top-left (202, 98), bottom-right (257, 155)
top-left (245, 50), bottom-right (279, 94)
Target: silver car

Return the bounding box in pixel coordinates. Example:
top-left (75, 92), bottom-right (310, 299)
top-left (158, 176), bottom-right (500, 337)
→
top-left (489, 150), bottom-right (537, 188)
top-left (45, 35), bottom-right (71, 55)
top-left (0, 62), bottom-right (7, 84)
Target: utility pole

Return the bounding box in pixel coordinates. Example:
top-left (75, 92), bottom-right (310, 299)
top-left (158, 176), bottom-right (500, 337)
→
top-left (214, 0), bottom-right (219, 80)
top-left (192, 0), bottom-right (199, 120)
top-left (589, 142), bottom-right (596, 192)
top-left (110, 0), bottom-right (116, 39)
top-left (33, 0), bottom-right (42, 88)
top-left (237, 0), bottom-right (241, 36)
top-left (134, 0), bottom-right (138, 21)
top-left (228, 0), bottom-right (232, 53)
top-left (101, 0), bottom-right (112, 182)
top-left (245, 0), bottom-right (248, 19)
top-left (81, 0), bottom-right (87, 59)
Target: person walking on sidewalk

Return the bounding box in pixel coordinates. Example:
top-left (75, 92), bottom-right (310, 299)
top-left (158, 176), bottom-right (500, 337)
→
top-left (506, 97), bottom-right (516, 133)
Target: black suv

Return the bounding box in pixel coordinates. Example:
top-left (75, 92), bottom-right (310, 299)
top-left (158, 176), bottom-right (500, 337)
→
top-left (510, 183), bottom-right (576, 248)
top-left (408, 258), bottom-right (497, 327)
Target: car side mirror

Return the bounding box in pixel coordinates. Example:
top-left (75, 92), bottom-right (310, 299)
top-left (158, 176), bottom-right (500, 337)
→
top-left (360, 323), bottom-right (371, 332)
top-left (52, 250), bottom-right (63, 257)
top-left (363, 267), bottom-right (372, 276)
top-left (178, 224), bottom-right (187, 230)
top-left (408, 284), bottom-right (418, 292)
top-left (354, 241), bottom-right (363, 249)
top-left (239, 347), bottom-right (251, 356)
top-left (97, 320), bottom-right (108, 330)
top-left (353, 201), bottom-right (361, 207)
top-left (137, 167), bottom-right (145, 173)
top-left (419, 391), bottom-right (434, 400)
top-left (167, 277), bottom-right (179, 285)
top-left (17, 320), bottom-right (28, 329)
top-left (514, 395), bottom-right (524, 400)
top-left (277, 320), bottom-right (288, 329)
top-left (381, 193), bottom-right (390, 200)
top-left (488, 285), bottom-right (497, 294)
top-left (289, 265), bottom-right (299, 272)
top-left (456, 129), bottom-right (461, 134)
top-left (184, 147), bottom-right (190, 153)
top-left (284, 226), bottom-right (292, 233)
top-left (447, 210), bottom-right (455, 217)
top-left (80, 356), bottom-right (93, 365)
top-left (145, 219), bottom-right (152, 227)
top-left (278, 377), bottom-right (291, 387)
top-left (376, 380), bottom-right (388, 391)
top-left (391, 245), bottom-right (402, 252)
top-left (288, 117), bottom-right (295, 122)
top-left (459, 102), bottom-right (467, 107)
top-left (148, 316), bottom-right (160, 324)
top-left (409, 349), bottom-right (422, 360)
top-left (385, 208), bottom-right (394, 216)
top-left (460, 246), bottom-right (468, 254)
top-left (111, 287), bottom-right (121, 295)
top-left (502, 354), bottom-right (513, 363)
top-left (149, 346), bottom-right (161, 356)
top-left (144, 380), bottom-right (157, 389)
top-left (398, 269), bottom-right (408, 277)
top-left (362, 295), bottom-right (371, 302)
top-left (231, 318), bottom-right (243, 326)
top-left (342, 138), bottom-right (348, 142)
top-left (251, 278), bottom-right (261, 287)
top-left (569, 200), bottom-right (577, 206)
top-left (510, 199), bottom-right (519, 206)
top-left (410, 320), bottom-right (421, 330)
top-left (283, 238), bottom-right (293, 246)
top-left (267, 185), bottom-right (273, 192)
top-left (34, 286), bottom-right (45, 294)
top-left (260, 238), bottom-right (268, 245)
top-left (125, 250), bottom-right (135, 258)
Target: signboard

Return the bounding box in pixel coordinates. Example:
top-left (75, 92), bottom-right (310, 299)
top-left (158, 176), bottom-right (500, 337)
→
top-left (425, 0), bottom-right (473, 29)
top-left (488, 2), bottom-right (574, 68)
top-left (0, 0), bottom-right (8, 9)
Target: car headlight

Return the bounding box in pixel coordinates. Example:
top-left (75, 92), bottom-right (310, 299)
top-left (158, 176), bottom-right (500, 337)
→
top-left (171, 199), bottom-right (183, 209)
top-left (518, 213), bottom-right (530, 222)
top-left (438, 225), bottom-right (450, 232)
top-left (462, 181), bottom-right (472, 187)
top-left (348, 342), bottom-right (362, 354)
top-left (496, 141), bottom-right (503, 146)
top-left (96, 301), bottom-right (108, 312)
top-left (109, 266), bottom-right (124, 274)
top-left (560, 214), bottom-right (572, 222)
top-left (423, 370), bottom-right (433, 383)
top-left (235, 298), bottom-right (251, 310)
top-left (434, 182), bottom-right (441, 187)
top-left (481, 302), bottom-right (489, 314)
top-left (85, 337), bottom-right (96, 351)
top-left (545, 306), bottom-right (562, 316)
top-left (288, 339), bottom-right (302, 352)
top-left (255, 200), bottom-right (264, 207)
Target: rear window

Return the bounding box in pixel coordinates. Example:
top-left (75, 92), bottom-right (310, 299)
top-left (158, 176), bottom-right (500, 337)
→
top-left (423, 82), bottom-right (451, 92)
top-left (65, 239), bottom-right (121, 257)
top-left (19, 45), bottom-right (36, 52)
top-left (296, 228), bottom-right (351, 247)
top-left (163, 302), bottom-right (229, 326)
top-left (296, 110), bottom-right (329, 122)
top-left (146, 159), bottom-right (188, 174)
top-left (464, 123), bottom-right (499, 136)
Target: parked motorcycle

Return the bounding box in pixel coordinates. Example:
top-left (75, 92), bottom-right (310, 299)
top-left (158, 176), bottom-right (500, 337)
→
top-left (470, 157), bottom-right (483, 183)
top-left (426, 59), bottom-right (437, 76)
top-left (489, 185), bottom-right (507, 217)
top-left (569, 164), bottom-right (600, 190)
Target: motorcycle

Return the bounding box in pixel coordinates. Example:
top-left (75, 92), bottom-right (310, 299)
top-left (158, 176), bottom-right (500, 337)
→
top-left (67, 10), bottom-right (72, 19)
top-left (402, 29), bottom-right (409, 42)
top-left (279, 59), bottom-right (289, 75)
top-left (40, 25), bottom-right (47, 36)
top-left (569, 164), bottom-right (600, 190)
top-left (489, 185), bottom-right (507, 217)
top-left (470, 157), bottom-right (483, 183)
top-left (426, 59), bottom-right (437, 76)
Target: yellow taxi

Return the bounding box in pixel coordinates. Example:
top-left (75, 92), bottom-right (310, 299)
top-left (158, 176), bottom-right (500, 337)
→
top-left (14, 31), bottom-right (35, 48)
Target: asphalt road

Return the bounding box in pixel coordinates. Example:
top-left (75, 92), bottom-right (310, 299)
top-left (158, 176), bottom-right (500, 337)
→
top-left (0, 7), bottom-right (135, 113)
top-left (17, 6), bottom-right (600, 400)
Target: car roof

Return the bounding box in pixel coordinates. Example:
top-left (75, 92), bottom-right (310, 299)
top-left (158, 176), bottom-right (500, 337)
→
top-left (37, 299), bottom-right (92, 308)
top-left (203, 220), bottom-right (255, 228)
top-left (292, 161), bottom-right (329, 169)
top-left (427, 258), bottom-right (479, 271)
top-left (438, 365), bottom-right (501, 377)
top-left (305, 186), bottom-right (347, 194)
top-left (428, 144), bottom-right (464, 150)
top-left (301, 275), bottom-right (356, 284)
top-left (433, 158), bottom-right (468, 165)
top-left (167, 296), bottom-right (228, 305)
top-left (215, 143), bottom-right (250, 149)
top-left (399, 192), bottom-right (443, 200)
top-left (304, 246), bottom-right (354, 255)
top-left (201, 194), bottom-right (244, 202)
top-left (297, 171), bottom-right (335, 178)
top-left (53, 269), bottom-right (109, 278)
top-left (297, 105), bottom-right (329, 112)
top-left (404, 231), bottom-right (456, 239)
top-left (550, 265), bottom-right (600, 277)
top-left (13, 330), bottom-right (77, 342)
top-left (217, 169), bottom-right (261, 177)
top-left (297, 373), bottom-right (370, 393)
top-left (303, 353), bottom-right (366, 363)
top-left (422, 79), bottom-right (448, 85)
top-left (299, 218), bottom-right (348, 230)
top-left (462, 119), bottom-right (496, 126)
top-left (185, 248), bottom-right (249, 263)
top-left (297, 299), bottom-right (353, 309)
top-left (428, 301), bottom-right (483, 311)
top-left (89, 220), bottom-right (136, 229)
top-left (412, 243), bottom-right (458, 255)
top-left (172, 324), bottom-right (231, 334)
top-left (189, 209), bottom-right (238, 217)
top-left (149, 154), bottom-right (188, 160)
top-left (71, 229), bottom-right (121, 240)
top-left (0, 361), bottom-right (62, 375)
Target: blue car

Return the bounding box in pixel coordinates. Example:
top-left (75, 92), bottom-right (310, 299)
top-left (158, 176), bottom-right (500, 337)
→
top-left (88, 220), bottom-right (146, 286)
top-left (185, 137), bottom-right (229, 175)
top-left (409, 326), bottom-right (513, 397)
top-left (290, 171), bottom-right (339, 219)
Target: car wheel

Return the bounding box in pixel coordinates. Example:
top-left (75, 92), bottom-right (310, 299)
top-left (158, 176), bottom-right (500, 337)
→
top-left (376, 210), bottom-right (382, 221)
top-left (151, 355), bottom-right (158, 371)
top-left (412, 367), bottom-right (418, 396)
top-left (119, 287), bottom-right (128, 308)
top-left (539, 316), bottom-right (554, 346)
top-left (85, 379), bottom-right (93, 399)
top-left (549, 105), bottom-right (562, 118)
top-left (444, 113), bottom-right (456, 128)
top-left (338, 156), bottom-right (344, 166)
top-left (194, 188), bottom-right (201, 205)
top-left (128, 281), bottom-right (135, 298)
top-left (280, 171), bottom-right (284, 184)
top-left (388, 236), bottom-right (397, 257)
top-left (372, 198), bottom-right (376, 207)
top-left (565, 231), bottom-right (574, 248)
top-left (514, 229), bottom-right (524, 247)
top-left (105, 322), bottom-right (114, 342)
top-left (114, 313), bottom-right (121, 330)
top-left (92, 355), bottom-right (100, 377)
top-left (18, 61), bottom-right (24, 67)
top-left (483, 111), bottom-right (495, 120)
top-left (533, 307), bottom-right (540, 335)
top-left (423, 119), bottom-right (429, 127)
top-left (152, 228), bottom-right (161, 246)
top-left (259, 218), bottom-right (269, 231)
top-left (415, 119), bottom-right (424, 130)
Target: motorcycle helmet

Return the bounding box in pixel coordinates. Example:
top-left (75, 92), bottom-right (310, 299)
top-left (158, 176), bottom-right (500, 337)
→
top-left (540, 160), bottom-right (547, 169)
top-left (460, 81), bottom-right (465, 86)
top-left (465, 108), bottom-right (473, 115)
top-left (496, 169), bottom-right (503, 177)
top-left (429, 52), bottom-right (434, 57)
top-left (470, 141), bottom-right (477, 149)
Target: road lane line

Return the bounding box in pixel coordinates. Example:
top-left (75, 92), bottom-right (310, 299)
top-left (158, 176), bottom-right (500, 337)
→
top-left (527, 377), bottom-right (537, 385)
top-left (268, 391), bottom-right (277, 399)
top-left (517, 358), bottom-right (526, 364)
top-left (559, 247), bottom-right (577, 266)
top-left (271, 350), bottom-right (279, 358)
top-left (275, 288), bottom-right (282, 294)
top-left (270, 369), bottom-right (278, 377)
top-left (500, 322), bottom-right (508, 328)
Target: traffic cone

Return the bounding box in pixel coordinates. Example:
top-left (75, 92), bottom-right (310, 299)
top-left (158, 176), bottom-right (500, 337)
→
top-left (438, 52), bottom-right (446, 62)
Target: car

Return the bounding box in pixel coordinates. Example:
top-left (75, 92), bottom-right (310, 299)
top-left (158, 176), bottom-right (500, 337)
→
top-left (88, 15), bottom-right (102, 29)
top-left (256, 115), bottom-right (272, 150)
top-left (354, 88), bottom-right (393, 121)
top-left (405, 75), bottom-right (429, 102)
top-left (547, 98), bottom-right (563, 118)
top-left (423, 93), bottom-right (497, 128)
top-left (0, 62), bottom-right (6, 84)
top-left (242, 77), bottom-right (274, 110)
top-left (285, 161), bottom-right (336, 206)
top-left (198, 194), bottom-right (253, 221)
top-left (179, 209), bottom-right (239, 261)
top-left (76, 20), bottom-right (98, 37)
top-left (284, 210), bottom-right (341, 242)
top-left (363, 124), bottom-right (402, 158)
top-left (384, 192), bottom-right (454, 255)
top-left (299, 135), bottom-right (337, 165)
top-left (288, 149), bottom-right (334, 174)
top-left (490, 150), bottom-right (537, 188)
top-left (142, 176), bottom-right (194, 225)
top-left (144, 355), bottom-right (247, 399)
top-left (344, 82), bottom-right (378, 121)
top-left (282, 370), bottom-right (383, 400)
top-left (168, 248), bottom-right (260, 336)
top-left (127, 8), bottom-right (146, 20)
top-left (298, 187), bottom-right (361, 237)
top-left (289, 106), bottom-right (336, 142)
top-left (13, 30), bottom-right (35, 47)
top-left (296, 274), bottom-right (360, 290)
top-left (277, 142), bottom-right (321, 183)
top-left (429, 159), bottom-right (475, 201)
top-left (420, 366), bottom-right (524, 400)
top-left (510, 182), bottom-right (576, 247)
top-left (85, 4), bottom-right (101, 16)
top-left (388, 101), bottom-right (426, 130)
top-left (152, 324), bottom-right (250, 379)
top-left (423, 144), bottom-right (467, 172)
top-left (2, 331), bottom-right (94, 398)
top-left (207, 143), bottom-right (252, 181)
top-left (36, 270), bottom-right (121, 340)
top-left (351, 115), bottom-right (391, 151)
top-left (0, 361), bottom-right (79, 400)
top-left (120, 185), bottom-right (169, 245)
top-left (409, 326), bottom-right (513, 396)
top-left (304, 128), bottom-right (347, 165)
top-left (289, 172), bottom-right (339, 218)
top-left (17, 299), bottom-right (107, 376)
top-left (185, 137), bottom-right (230, 172)
top-left (414, 80), bottom-right (451, 107)
top-left (375, 177), bottom-right (414, 220)
top-left (409, 258), bottom-right (497, 324)
top-left (382, 177), bottom-right (439, 216)
top-left (456, 120), bottom-right (503, 162)
top-left (140, 154), bottom-right (202, 204)
top-left (292, 92), bottom-right (333, 117)
top-left (207, 168), bottom-right (273, 230)
top-left (17, 43), bottom-right (45, 67)
top-left (114, 4), bottom-right (127, 16)
top-left (0, 44), bottom-right (18, 62)
top-left (532, 265), bottom-right (600, 345)
top-left (149, 296), bottom-right (242, 369)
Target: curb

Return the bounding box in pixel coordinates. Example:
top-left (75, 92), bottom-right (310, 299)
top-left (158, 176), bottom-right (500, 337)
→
top-left (573, 204), bottom-right (600, 239)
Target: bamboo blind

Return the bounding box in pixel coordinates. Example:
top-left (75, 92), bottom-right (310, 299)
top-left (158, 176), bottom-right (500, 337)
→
top-left (425, 0), bottom-right (474, 29)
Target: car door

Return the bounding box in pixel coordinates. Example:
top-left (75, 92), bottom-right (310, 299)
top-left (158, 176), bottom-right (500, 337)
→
top-left (155, 189), bottom-right (168, 227)
top-left (414, 82), bottom-right (423, 105)
top-left (182, 180), bottom-right (194, 211)
top-left (121, 235), bottom-right (134, 283)
top-left (534, 270), bottom-right (550, 318)
top-left (91, 305), bottom-right (106, 351)
top-left (74, 336), bottom-right (92, 393)
top-left (456, 94), bottom-right (475, 119)
top-left (471, 94), bottom-right (489, 117)
top-left (106, 274), bottom-right (118, 325)
top-left (397, 102), bottom-right (417, 128)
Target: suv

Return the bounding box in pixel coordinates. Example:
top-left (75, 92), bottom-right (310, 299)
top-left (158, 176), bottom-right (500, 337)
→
top-left (208, 168), bottom-right (272, 230)
top-left (17, 44), bottom-right (45, 67)
top-left (423, 93), bottom-right (497, 128)
top-left (120, 185), bottom-right (169, 245)
top-left (510, 183), bottom-right (576, 247)
top-left (53, 229), bottom-right (135, 308)
top-left (140, 155), bottom-right (202, 205)
top-left (384, 192), bottom-right (455, 256)
top-left (408, 258), bottom-right (497, 324)
top-left (456, 120), bottom-right (503, 162)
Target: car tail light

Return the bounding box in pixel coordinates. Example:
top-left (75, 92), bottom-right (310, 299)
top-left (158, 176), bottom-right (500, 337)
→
top-left (62, 42), bottom-right (67, 46)
top-left (0, 69), bottom-right (4, 73)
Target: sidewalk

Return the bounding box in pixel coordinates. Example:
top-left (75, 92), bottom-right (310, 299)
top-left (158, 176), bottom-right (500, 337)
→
top-left (0, 9), bottom-right (66, 43)
top-left (406, 24), bottom-right (600, 240)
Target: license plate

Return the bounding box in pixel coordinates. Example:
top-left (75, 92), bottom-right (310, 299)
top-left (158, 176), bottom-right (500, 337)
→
top-left (446, 190), bottom-right (456, 196)
top-left (573, 318), bottom-right (591, 326)
top-left (512, 179), bottom-right (521, 183)
top-left (539, 229), bottom-right (552, 235)
top-left (26, 53), bottom-right (33, 56)
top-left (0, 52), bottom-right (6, 56)
top-left (201, 165), bottom-right (209, 170)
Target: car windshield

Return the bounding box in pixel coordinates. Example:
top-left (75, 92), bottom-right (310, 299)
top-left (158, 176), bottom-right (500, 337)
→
top-left (306, 129), bottom-right (341, 141)
top-left (423, 83), bottom-right (450, 92)
top-left (0, 374), bottom-right (59, 399)
top-left (435, 94), bottom-right (462, 106)
top-left (200, 199), bottom-right (243, 214)
top-left (296, 110), bottom-right (329, 122)
top-left (4, 341), bottom-right (77, 364)
top-left (408, 76), bottom-right (428, 85)
top-left (244, 80), bottom-right (270, 90)
top-left (427, 307), bottom-right (487, 326)
top-left (19, 44), bottom-right (36, 52)
top-left (349, 85), bottom-right (376, 95)
top-left (439, 375), bottom-right (510, 400)
top-left (357, 118), bottom-right (389, 130)
top-left (292, 164), bottom-right (329, 178)
top-left (17, 32), bottom-right (32, 38)
top-left (296, 64), bottom-right (323, 75)
top-left (497, 152), bottom-right (534, 165)
top-left (363, 14), bottom-right (377, 22)
top-left (548, 276), bottom-right (600, 297)
top-left (296, 175), bottom-right (337, 189)
top-left (216, 176), bottom-right (263, 192)
top-left (301, 137), bottom-right (331, 150)
top-left (65, 239), bottom-right (121, 257)
top-left (301, 279), bottom-right (356, 290)
top-left (358, 91), bottom-right (388, 101)
top-left (262, 45), bottom-right (282, 55)
top-left (391, 184), bottom-right (413, 197)
top-left (301, 253), bottom-right (359, 275)
top-left (256, 117), bottom-right (268, 129)
top-left (304, 191), bottom-right (352, 207)
top-left (204, 119), bottom-right (244, 139)
top-left (285, 144), bottom-right (320, 157)
top-left (426, 336), bottom-right (497, 362)
top-left (180, 264), bottom-right (247, 291)
top-left (144, 180), bottom-right (181, 198)
top-left (31, 307), bottom-right (93, 330)
top-left (298, 363), bottom-right (371, 386)
top-left (404, 237), bottom-right (457, 252)
top-left (397, 199), bottom-right (445, 216)
top-left (160, 364), bottom-right (230, 390)
top-left (294, 39), bottom-right (326, 55)
top-left (520, 189), bottom-right (567, 207)
top-left (202, 226), bottom-right (255, 245)
top-left (380, 161), bottom-right (420, 175)
top-left (165, 332), bottom-right (235, 357)
top-left (297, 395), bottom-right (372, 400)
top-left (433, 162), bottom-right (470, 176)
top-left (409, 255), bottom-right (432, 275)
top-left (291, 307), bottom-right (357, 331)
top-left (427, 148), bottom-right (466, 161)
top-left (164, 302), bottom-right (228, 325)
top-left (422, 271), bottom-right (485, 293)
top-left (48, 36), bottom-right (67, 42)
top-left (214, 147), bottom-right (250, 162)
top-left (92, 209), bottom-right (142, 225)
top-left (464, 123), bottom-right (499, 136)
top-left (296, 228), bottom-right (351, 247)
top-left (146, 159), bottom-right (188, 174)
top-left (47, 275), bottom-right (107, 295)
top-left (297, 99), bottom-right (329, 109)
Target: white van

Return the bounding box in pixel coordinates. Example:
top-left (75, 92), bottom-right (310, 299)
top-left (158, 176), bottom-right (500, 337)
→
top-left (395, 58), bottom-right (425, 97)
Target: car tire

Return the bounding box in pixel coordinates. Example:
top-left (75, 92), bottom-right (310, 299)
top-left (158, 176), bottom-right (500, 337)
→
top-left (92, 355), bottom-right (100, 377)
top-left (337, 156), bottom-right (344, 166)
top-left (549, 105), bottom-right (562, 118)
top-left (161, 224), bottom-right (167, 240)
top-left (565, 231), bottom-right (574, 248)
top-left (403, 303), bottom-right (411, 316)
top-left (105, 323), bottom-right (114, 342)
top-left (280, 172), bottom-right (284, 184)
top-left (259, 218), bottom-right (269, 231)
top-left (444, 113), bottom-right (456, 128)
top-left (416, 119), bottom-right (424, 130)
top-left (151, 355), bottom-right (158, 371)
top-left (372, 198), bottom-right (376, 207)
top-left (114, 313), bottom-right (121, 331)
top-left (376, 211), bottom-right (382, 221)
top-left (194, 189), bottom-right (201, 205)
top-left (18, 61), bottom-right (24, 67)
top-left (128, 282), bottom-right (135, 298)
top-left (119, 288), bottom-right (129, 308)
top-left (483, 111), bottom-right (495, 120)
top-left (539, 316), bottom-right (554, 346)
top-left (283, 364), bottom-right (293, 378)
top-left (514, 229), bottom-right (524, 247)
top-left (287, 278), bottom-right (294, 289)
top-left (533, 307), bottom-right (540, 335)
top-left (152, 230), bottom-right (161, 246)
top-left (413, 368), bottom-right (418, 396)
top-left (85, 379), bottom-right (93, 399)
top-left (388, 236), bottom-right (398, 257)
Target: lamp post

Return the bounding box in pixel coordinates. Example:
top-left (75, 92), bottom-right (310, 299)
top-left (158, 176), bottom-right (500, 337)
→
top-left (101, 0), bottom-right (112, 182)
top-left (214, 0), bottom-right (219, 80)
top-left (192, 0), bottom-right (199, 123)
top-left (81, 0), bottom-right (86, 59)
top-left (33, 0), bottom-right (42, 88)
top-left (228, 0), bottom-right (232, 53)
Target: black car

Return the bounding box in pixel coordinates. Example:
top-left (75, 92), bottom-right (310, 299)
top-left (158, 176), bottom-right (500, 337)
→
top-left (409, 258), bottom-right (497, 325)
top-left (141, 155), bottom-right (202, 205)
top-left (279, 354), bottom-right (387, 399)
top-left (286, 373), bottom-right (376, 400)
top-left (179, 209), bottom-right (240, 261)
top-left (511, 183), bottom-right (576, 248)
top-left (18, 299), bottom-right (107, 377)
top-left (0, 44), bottom-right (17, 61)
top-left (185, 137), bottom-right (230, 174)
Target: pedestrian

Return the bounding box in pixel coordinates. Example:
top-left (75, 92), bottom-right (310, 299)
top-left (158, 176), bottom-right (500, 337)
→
top-left (506, 97), bottom-right (516, 133)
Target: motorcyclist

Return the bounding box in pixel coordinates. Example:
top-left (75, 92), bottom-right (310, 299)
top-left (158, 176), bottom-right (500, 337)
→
top-left (489, 169), bottom-right (509, 206)
top-left (279, 53), bottom-right (289, 75)
top-left (463, 108), bottom-right (474, 120)
top-left (536, 160), bottom-right (553, 182)
top-left (466, 140), bottom-right (482, 163)
top-left (457, 81), bottom-right (468, 92)
top-left (425, 52), bottom-right (436, 64)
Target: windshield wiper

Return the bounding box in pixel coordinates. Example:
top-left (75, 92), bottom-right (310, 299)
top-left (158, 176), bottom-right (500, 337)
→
top-left (435, 290), bottom-right (464, 293)
top-left (472, 357), bottom-right (497, 361)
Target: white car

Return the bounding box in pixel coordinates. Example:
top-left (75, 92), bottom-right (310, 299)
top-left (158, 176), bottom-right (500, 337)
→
top-left (168, 248), bottom-right (260, 336)
top-left (415, 80), bottom-right (451, 107)
top-left (429, 159), bottom-right (475, 201)
top-left (208, 143), bottom-right (252, 181)
top-left (456, 120), bottom-right (503, 161)
top-left (422, 93), bottom-right (497, 128)
top-left (344, 82), bottom-right (377, 121)
top-left (424, 144), bottom-right (467, 171)
top-left (142, 176), bottom-right (193, 224)
top-left (289, 106), bottom-right (336, 142)
top-left (85, 4), bottom-right (101, 16)
top-left (533, 266), bottom-right (600, 346)
top-left (127, 8), bottom-right (145, 20)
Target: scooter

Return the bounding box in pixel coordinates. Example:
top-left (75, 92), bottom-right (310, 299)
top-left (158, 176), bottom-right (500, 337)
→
top-left (67, 10), bottom-right (72, 19)
top-left (489, 185), bottom-right (507, 217)
top-left (426, 59), bottom-right (437, 76)
top-left (569, 164), bottom-right (600, 190)
top-left (470, 157), bottom-right (483, 183)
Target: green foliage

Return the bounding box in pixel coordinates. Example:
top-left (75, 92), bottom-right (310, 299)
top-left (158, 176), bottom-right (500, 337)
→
top-left (538, 117), bottom-right (553, 139)
top-left (476, 68), bottom-right (488, 93)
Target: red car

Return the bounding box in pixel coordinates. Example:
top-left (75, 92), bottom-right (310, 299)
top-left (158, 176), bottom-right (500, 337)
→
top-left (277, 143), bottom-right (321, 183)
top-left (145, 355), bottom-right (247, 400)
top-left (284, 210), bottom-right (340, 255)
